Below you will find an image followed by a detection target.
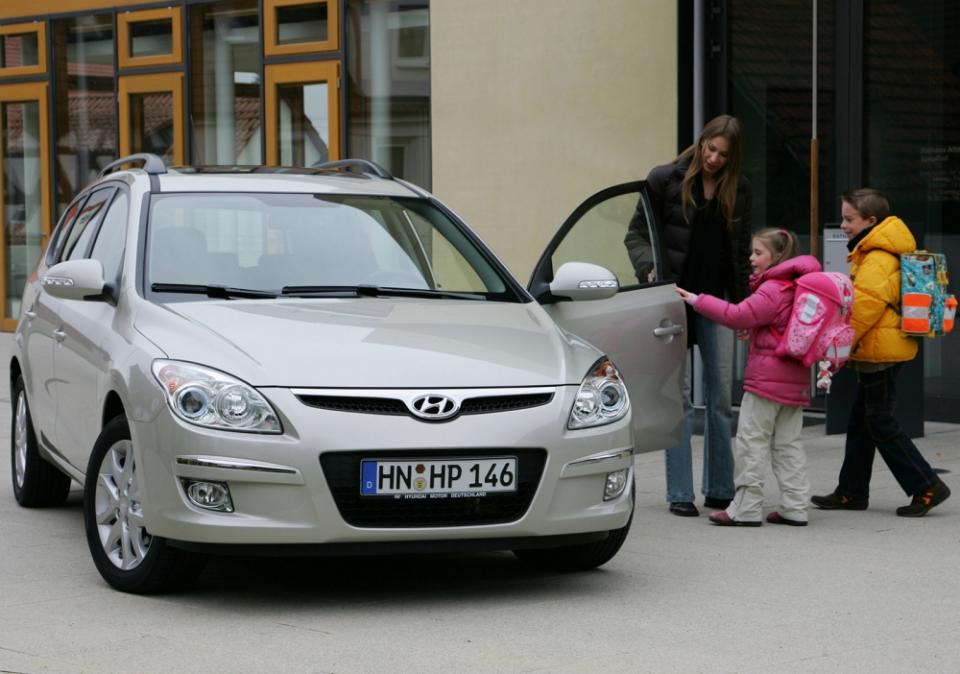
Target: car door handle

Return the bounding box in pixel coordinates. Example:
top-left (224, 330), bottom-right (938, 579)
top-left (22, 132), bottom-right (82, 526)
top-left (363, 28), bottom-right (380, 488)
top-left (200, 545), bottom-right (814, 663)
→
top-left (653, 323), bottom-right (684, 338)
top-left (24, 309), bottom-right (37, 319)
top-left (53, 329), bottom-right (67, 342)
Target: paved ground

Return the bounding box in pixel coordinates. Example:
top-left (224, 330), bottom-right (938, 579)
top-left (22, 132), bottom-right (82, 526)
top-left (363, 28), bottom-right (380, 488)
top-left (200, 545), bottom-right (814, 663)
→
top-left (1, 331), bottom-right (958, 674)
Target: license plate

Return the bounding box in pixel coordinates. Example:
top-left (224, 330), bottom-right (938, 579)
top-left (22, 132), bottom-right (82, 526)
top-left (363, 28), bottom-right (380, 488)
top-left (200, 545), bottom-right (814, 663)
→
top-left (360, 457), bottom-right (518, 497)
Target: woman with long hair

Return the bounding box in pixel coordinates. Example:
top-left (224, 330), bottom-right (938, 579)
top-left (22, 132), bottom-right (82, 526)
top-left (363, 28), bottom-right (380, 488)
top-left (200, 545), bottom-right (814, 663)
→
top-left (630, 114), bottom-right (753, 517)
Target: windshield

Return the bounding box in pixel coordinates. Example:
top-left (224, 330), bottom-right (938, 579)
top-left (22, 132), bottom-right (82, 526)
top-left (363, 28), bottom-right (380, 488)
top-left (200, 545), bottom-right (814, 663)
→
top-left (145, 193), bottom-right (518, 301)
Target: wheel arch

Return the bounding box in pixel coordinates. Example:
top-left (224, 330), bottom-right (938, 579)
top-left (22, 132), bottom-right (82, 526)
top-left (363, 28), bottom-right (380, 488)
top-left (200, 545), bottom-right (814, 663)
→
top-left (10, 356), bottom-right (22, 393)
top-left (102, 391), bottom-right (127, 428)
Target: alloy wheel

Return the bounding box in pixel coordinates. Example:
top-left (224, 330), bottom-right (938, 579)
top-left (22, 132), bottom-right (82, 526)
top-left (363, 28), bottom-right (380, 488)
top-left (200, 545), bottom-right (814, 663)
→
top-left (94, 440), bottom-right (151, 570)
top-left (13, 392), bottom-right (29, 489)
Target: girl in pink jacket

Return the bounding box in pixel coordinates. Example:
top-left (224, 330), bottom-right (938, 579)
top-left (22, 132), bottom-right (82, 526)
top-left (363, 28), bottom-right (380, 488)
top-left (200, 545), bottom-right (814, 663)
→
top-left (676, 228), bottom-right (820, 526)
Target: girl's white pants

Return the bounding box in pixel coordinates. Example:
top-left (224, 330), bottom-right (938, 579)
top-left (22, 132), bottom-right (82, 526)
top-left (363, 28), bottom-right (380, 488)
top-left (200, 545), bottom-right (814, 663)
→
top-left (726, 392), bottom-right (810, 523)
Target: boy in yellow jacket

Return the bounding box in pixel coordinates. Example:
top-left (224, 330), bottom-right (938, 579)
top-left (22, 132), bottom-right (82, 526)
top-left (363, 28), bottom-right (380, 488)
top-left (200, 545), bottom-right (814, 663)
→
top-left (812, 188), bottom-right (950, 516)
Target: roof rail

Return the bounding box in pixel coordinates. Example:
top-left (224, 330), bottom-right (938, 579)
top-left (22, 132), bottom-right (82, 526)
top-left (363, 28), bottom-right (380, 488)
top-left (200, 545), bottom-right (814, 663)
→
top-left (98, 153), bottom-right (167, 179)
top-left (312, 159), bottom-right (393, 180)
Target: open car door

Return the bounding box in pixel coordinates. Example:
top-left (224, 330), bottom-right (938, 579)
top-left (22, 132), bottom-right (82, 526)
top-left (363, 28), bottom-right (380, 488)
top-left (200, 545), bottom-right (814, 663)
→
top-left (529, 182), bottom-right (685, 452)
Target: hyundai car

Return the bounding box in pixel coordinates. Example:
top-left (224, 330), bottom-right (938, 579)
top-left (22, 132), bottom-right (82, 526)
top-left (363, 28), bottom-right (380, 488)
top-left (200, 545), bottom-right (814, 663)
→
top-left (10, 154), bottom-right (685, 593)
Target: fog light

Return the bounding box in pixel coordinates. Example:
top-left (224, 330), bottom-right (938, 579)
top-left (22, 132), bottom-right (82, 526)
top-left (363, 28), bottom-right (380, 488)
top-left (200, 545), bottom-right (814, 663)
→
top-left (603, 469), bottom-right (629, 501)
top-left (182, 479), bottom-right (234, 512)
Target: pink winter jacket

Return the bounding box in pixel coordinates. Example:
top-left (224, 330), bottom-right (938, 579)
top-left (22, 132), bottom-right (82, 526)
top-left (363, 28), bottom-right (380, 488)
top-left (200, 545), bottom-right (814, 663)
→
top-left (692, 255), bottom-right (822, 407)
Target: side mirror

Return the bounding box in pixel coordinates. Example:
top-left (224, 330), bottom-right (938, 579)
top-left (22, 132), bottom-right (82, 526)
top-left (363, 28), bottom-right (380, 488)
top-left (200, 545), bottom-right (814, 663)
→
top-left (42, 259), bottom-right (106, 301)
top-left (549, 262), bottom-right (619, 301)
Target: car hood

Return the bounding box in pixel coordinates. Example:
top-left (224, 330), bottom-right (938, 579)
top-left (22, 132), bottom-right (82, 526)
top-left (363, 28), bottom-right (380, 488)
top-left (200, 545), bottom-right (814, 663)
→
top-left (134, 298), bottom-right (600, 388)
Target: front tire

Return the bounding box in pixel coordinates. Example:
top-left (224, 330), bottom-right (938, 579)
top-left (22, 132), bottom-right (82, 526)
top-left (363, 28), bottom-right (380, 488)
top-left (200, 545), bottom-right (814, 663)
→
top-left (11, 375), bottom-right (71, 507)
top-left (83, 415), bottom-right (205, 594)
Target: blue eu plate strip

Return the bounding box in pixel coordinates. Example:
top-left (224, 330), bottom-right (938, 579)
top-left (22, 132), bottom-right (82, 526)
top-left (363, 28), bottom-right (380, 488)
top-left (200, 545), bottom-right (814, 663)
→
top-left (361, 461), bottom-right (378, 495)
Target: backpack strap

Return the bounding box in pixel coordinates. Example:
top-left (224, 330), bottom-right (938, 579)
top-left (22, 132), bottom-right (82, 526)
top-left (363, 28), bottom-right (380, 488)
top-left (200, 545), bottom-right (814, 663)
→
top-left (875, 249), bottom-right (903, 316)
top-left (767, 279), bottom-right (795, 343)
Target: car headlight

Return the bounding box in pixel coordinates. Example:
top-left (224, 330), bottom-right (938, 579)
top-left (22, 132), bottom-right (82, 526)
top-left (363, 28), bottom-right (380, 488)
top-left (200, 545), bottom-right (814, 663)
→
top-left (568, 357), bottom-right (630, 429)
top-left (151, 360), bottom-right (282, 433)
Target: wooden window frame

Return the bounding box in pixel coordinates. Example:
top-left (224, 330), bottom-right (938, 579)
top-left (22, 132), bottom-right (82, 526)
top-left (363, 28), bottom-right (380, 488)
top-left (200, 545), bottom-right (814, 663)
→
top-left (118, 72), bottom-right (185, 165)
top-left (264, 0), bottom-right (339, 56)
top-left (117, 7), bottom-right (183, 69)
top-left (0, 82), bottom-right (50, 331)
top-left (265, 61), bottom-right (340, 166)
top-left (0, 22), bottom-right (47, 78)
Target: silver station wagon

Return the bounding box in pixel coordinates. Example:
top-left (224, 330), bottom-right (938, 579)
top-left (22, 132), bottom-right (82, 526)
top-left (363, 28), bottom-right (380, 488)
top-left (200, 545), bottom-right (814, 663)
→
top-left (10, 154), bottom-right (685, 593)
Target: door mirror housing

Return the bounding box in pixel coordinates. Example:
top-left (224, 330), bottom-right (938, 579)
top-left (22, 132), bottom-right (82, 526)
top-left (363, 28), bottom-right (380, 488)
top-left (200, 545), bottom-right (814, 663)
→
top-left (42, 259), bottom-right (107, 301)
top-left (549, 262), bottom-right (619, 301)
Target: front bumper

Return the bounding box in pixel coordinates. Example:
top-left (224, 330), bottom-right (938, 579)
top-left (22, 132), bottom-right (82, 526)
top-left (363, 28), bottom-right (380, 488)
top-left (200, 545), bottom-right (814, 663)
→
top-left (133, 386), bottom-right (635, 547)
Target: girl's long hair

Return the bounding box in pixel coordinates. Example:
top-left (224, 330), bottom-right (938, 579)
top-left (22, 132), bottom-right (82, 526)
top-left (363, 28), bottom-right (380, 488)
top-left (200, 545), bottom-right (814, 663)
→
top-left (753, 227), bottom-right (801, 267)
top-left (677, 114), bottom-right (744, 227)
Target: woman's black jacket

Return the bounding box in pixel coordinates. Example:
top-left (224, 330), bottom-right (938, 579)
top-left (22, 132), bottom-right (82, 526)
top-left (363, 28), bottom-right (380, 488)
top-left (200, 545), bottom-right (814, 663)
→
top-left (625, 158), bottom-right (753, 303)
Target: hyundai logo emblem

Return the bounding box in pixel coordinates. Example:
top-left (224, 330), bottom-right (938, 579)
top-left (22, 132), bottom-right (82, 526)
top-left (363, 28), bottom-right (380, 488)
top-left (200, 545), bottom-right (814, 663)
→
top-left (409, 394), bottom-right (459, 420)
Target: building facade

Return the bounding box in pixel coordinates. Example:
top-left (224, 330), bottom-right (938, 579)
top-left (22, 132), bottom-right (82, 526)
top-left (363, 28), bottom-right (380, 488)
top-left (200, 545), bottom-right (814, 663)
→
top-left (1, 0), bottom-right (957, 422)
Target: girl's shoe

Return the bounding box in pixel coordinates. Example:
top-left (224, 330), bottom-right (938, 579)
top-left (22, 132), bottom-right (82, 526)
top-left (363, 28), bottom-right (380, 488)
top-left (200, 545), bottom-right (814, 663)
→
top-left (765, 511), bottom-right (808, 527)
top-left (708, 510), bottom-right (761, 527)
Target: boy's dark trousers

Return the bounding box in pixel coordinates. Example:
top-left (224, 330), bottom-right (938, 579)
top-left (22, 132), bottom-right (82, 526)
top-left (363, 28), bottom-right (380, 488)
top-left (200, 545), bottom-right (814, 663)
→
top-left (837, 363), bottom-right (938, 497)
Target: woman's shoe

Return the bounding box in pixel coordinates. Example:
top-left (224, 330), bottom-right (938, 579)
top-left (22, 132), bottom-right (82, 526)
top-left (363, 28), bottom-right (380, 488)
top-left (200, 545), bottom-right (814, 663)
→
top-left (708, 510), bottom-right (761, 527)
top-left (765, 511), bottom-right (808, 527)
top-left (669, 501), bottom-right (699, 517)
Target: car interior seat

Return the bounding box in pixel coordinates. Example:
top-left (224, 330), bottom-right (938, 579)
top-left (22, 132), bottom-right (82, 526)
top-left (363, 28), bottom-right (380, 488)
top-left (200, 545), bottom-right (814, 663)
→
top-left (149, 226), bottom-right (210, 284)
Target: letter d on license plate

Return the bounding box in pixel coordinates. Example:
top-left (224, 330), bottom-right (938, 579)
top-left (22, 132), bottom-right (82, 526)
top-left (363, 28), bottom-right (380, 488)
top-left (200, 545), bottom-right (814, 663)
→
top-left (360, 457), bottom-right (517, 496)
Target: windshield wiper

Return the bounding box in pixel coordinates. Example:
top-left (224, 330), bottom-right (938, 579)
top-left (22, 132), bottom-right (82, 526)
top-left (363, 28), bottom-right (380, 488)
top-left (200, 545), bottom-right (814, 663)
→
top-left (280, 285), bottom-right (486, 300)
top-left (279, 285), bottom-right (363, 297)
top-left (151, 283), bottom-right (278, 299)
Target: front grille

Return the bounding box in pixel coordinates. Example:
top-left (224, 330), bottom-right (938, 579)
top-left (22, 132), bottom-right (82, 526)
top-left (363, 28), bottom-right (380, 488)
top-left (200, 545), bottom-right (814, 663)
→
top-left (297, 392), bottom-right (553, 419)
top-left (297, 395), bottom-right (407, 415)
top-left (460, 393), bottom-right (553, 415)
top-left (319, 448), bottom-right (547, 527)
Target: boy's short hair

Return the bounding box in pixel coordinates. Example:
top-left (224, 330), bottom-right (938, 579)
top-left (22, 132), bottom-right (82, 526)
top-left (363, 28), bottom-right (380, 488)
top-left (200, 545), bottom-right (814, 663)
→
top-left (841, 188), bottom-right (890, 222)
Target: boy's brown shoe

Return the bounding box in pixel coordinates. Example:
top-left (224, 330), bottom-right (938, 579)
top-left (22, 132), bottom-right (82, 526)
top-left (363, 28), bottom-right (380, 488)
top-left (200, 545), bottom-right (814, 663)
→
top-left (896, 479), bottom-right (951, 517)
top-left (810, 491), bottom-right (869, 510)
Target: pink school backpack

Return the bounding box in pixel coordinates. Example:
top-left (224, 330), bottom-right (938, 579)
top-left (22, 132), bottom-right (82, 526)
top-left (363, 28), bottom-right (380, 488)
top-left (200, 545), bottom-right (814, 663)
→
top-left (773, 271), bottom-right (855, 388)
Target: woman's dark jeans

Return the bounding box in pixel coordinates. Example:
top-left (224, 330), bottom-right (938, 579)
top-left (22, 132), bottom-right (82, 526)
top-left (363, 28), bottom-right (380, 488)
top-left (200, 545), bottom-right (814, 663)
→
top-left (837, 364), bottom-right (937, 498)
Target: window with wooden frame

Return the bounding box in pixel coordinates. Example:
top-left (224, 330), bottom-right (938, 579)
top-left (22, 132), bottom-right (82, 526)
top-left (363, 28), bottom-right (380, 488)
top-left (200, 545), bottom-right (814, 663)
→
top-left (265, 61), bottom-right (340, 166)
top-left (117, 7), bottom-right (183, 68)
top-left (118, 72), bottom-right (185, 166)
top-left (264, 0), bottom-right (339, 55)
top-left (0, 82), bottom-right (50, 329)
top-left (0, 22), bottom-right (47, 78)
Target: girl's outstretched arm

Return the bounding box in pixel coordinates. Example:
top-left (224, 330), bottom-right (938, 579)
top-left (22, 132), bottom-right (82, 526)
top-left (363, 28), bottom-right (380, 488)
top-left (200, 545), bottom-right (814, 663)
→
top-left (674, 286), bottom-right (698, 304)
top-left (685, 281), bottom-right (788, 330)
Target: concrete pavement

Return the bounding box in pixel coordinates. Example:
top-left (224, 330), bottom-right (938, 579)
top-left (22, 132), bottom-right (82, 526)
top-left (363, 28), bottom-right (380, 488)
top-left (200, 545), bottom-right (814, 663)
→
top-left (0, 330), bottom-right (958, 673)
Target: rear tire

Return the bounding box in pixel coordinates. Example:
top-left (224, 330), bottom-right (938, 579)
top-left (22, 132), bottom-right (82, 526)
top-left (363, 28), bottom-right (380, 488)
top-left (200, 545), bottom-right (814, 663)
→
top-left (514, 490), bottom-right (634, 572)
top-left (11, 375), bottom-right (71, 507)
top-left (83, 415), bottom-right (206, 594)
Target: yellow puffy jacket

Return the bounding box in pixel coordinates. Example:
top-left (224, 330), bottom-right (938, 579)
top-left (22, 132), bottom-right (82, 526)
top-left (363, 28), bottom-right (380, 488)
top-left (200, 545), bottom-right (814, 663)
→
top-left (847, 215), bottom-right (918, 363)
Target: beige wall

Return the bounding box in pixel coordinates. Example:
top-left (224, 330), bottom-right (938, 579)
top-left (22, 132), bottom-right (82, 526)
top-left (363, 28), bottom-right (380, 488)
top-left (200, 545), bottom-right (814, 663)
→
top-left (431, 1), bottom-right (677, 280)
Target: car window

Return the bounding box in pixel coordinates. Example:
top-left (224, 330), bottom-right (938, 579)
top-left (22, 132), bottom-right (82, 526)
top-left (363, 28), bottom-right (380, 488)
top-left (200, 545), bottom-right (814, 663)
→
top-left (549, 188), bottom-right (659, 290)
top-left (47, 196), bottom-right (88, 265)
top-left (89, 190), bottom-right (129, 283)
top-left (146, 193), bottom-right (515, 299)
top-left (64, 188), bottom-right (115, 262)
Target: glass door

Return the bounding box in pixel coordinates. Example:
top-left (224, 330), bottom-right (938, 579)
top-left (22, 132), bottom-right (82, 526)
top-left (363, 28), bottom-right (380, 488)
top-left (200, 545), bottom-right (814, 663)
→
top-left (0, 82), bottom-right (50, 330)
top-left (265, 61), bottom-right (340, 166)
top-left (118, 72), bottom-right (185, 165)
